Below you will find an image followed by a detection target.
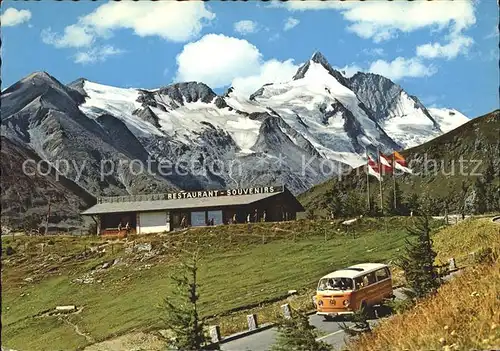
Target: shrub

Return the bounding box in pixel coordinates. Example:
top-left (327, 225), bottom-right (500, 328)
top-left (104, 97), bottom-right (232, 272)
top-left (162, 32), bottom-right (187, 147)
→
top-left (386, 292), bottom-right (415, 315)
top-left (306, 209), bottom-right (316, 220)
top-left (472, 247), bottom-right (495, 265)
top-left (87, 223), bottom-right (97, 235)
top-left (6, 246), bottom-right (15, 256)
top-left (272, 308), bottom-right (332, 351)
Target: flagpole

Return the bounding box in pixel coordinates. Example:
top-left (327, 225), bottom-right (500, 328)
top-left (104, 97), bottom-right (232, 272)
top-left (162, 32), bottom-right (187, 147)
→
top-left (378, 150), bottom-right (384, 213)
top-left (366, 149), bottom-right (370, 213)
top-left (393, 153), bottom-right (397, 211)
top-left (378, 150), bottom-right (388, 234)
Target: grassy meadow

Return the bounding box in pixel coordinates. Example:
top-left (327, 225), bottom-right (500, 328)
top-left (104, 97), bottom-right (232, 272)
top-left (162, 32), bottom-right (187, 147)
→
top-left (2, 217), bottom-right (421, 350)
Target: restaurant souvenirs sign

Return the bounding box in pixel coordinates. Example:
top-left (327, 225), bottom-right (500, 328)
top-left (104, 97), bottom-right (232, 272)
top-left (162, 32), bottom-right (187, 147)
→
top-left (166, 186), bottom-right (281, 200)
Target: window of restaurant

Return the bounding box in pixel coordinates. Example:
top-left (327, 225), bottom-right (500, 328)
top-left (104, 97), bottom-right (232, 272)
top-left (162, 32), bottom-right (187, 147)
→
top-left (101, 212), bottom-right (136, 230)
top-left (190, 211), bottom-right (206, 227)
top-left (207, 210), bottom-right (223, 225)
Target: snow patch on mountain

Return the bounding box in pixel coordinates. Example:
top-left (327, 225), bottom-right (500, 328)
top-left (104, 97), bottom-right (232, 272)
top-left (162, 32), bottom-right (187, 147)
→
top-left (79, 81), bottom-right (163, 137)
top-left (428, 108), bottom-right (469, 133)
top-left (224, 93), bottom-right (268, 114)
top-left (151, 101), bottom-right (262, 154)
top-left (378, 91), bottom-right (441, 148)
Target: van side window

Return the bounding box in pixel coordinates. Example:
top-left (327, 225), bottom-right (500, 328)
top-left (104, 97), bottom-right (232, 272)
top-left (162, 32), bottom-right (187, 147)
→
top-left (355, 277), bottom-right (364, 290)
top-left (362, 275), bottom-right (369, 286)
top-left (375, 268), bottom-right (389, 281)
top-left (366, 272), bottom-right (377, 285)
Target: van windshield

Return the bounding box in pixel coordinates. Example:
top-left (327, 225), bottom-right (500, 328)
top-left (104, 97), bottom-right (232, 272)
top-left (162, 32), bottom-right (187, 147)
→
top-left (317, 277), bottom-right (354, 291)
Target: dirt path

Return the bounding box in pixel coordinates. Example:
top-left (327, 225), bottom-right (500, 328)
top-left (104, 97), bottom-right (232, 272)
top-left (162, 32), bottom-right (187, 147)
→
top-left (60, 316), bottom-right (95, 344)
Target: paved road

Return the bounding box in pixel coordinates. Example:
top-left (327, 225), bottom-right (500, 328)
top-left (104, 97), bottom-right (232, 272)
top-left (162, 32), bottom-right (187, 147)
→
top-left (221, 289), bottom-right (404, 351)
top-left (221, 271), bottom-right (462, 351)
top-left (220, 313), bottom-right (386, 351)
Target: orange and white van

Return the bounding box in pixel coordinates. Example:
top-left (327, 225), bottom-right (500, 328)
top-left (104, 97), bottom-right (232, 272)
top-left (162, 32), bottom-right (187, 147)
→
top-left (315, 263), bottom-right (393, 320)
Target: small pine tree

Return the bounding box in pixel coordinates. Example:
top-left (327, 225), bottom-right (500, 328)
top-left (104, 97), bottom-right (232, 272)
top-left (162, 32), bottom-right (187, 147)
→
top-left (398, 215), bottom-right (441, 299)
top-left (365, 195), bottom-right (378, 217)
top-left (483, 159), bottom-right (495, 184)
top-left (473, 177), bottom-right (487, 214)
top-left (22, 214), bottom-right (42, 235)
top-left (271, 309), bottom-right (332, 351)
top-left (482, 159), bottom-right (498, 212)
top-left (385, 182), bottom-right (403, 215)
top-left (405, 193), bottom-right (420, 216)
top-left (459, 181), bottom-right (469, 218)
top-left (328, 191), bottom-right (343, 218)
top-left (163, 250), bottom-right (210, 351)
top-left (345, 191), bottom-right (363, 217)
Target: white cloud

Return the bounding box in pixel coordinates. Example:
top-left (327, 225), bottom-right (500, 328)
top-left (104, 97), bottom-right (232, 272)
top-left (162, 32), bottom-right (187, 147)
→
top-left (174, 34), bottom-right (299, 95)
top-left (175, 34), bottom-right (262, 88)
top-left (234, 20), bottom-right (259, 35)
top-left (283, 17), bottom-right (300, 31)
top-left (368, 57), bottom-right (437, 81)
top-left (284, 1), bottom-right (476, 43)
top-left (417, 34), bottom-right (474, 60)
top-left (333, 64), bottom-right (363, 78)
top-left (334, 56), bottom-right (436, 80)
top-left (41, 1), bottom-right (215, 64)
top-left (41, 25), bottom-right (94, 48)
top-left (74, 46), bottom-right (124, 65)
top-left (1, 8), bottom-right (32, 27)
top-left (232, 59), bottom-right (299, 96)
top-left (80, 1), bottom-right (215, 42)
top-left (41, 2), bottom-right (214, 64)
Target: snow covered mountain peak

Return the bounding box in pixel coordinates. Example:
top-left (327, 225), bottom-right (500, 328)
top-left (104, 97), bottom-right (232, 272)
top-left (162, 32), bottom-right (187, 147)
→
top-left (1, 65), bottom-right (470, 196)
top-left (292, 51), bottom-right (351, 88)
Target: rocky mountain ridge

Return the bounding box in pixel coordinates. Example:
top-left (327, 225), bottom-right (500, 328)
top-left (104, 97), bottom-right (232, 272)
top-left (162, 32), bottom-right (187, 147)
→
top-left (0, 52), bottom-right (469, 228)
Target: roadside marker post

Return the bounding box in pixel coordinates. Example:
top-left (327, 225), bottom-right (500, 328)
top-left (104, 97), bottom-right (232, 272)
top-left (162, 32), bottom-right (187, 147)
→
top-left (209, 325), bottom-right (221, 344)
top-left (448, 257), bottom-right (457, 271)
top-left (246, 314), bottom-right (258, 331)
top-left (281, 303), bottom-right (292, 319)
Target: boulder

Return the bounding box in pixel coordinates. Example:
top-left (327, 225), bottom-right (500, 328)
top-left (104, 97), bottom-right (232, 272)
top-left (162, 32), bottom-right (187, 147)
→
top-left (135, 243), bottom-right (152, 252)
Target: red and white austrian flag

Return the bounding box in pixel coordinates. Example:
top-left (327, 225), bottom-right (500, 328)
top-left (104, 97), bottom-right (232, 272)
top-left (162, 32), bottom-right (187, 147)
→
top-left (378, 152), bottom-right (393, 175)
top-left (367, 157), bottom-right (382, 181)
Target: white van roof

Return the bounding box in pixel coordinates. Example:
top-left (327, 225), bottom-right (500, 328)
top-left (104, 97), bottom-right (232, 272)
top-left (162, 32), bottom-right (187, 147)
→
top-left (320, 263), bottom-right (388, 280)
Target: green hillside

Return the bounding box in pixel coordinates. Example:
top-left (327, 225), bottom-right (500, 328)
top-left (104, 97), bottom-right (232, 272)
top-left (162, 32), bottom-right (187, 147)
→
top-left (299, 110), bottom-right (500, 217)
top-left (2, 217), bottom-right (427, 351)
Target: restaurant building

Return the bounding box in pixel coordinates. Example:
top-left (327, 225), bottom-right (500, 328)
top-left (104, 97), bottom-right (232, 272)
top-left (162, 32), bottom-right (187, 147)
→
top-left (81, 185), bottom-right (305, 235)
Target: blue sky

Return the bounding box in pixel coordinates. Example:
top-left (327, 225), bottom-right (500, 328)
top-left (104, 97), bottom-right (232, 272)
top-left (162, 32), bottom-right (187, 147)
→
top-left (1, 0), bottom-right (498, 117)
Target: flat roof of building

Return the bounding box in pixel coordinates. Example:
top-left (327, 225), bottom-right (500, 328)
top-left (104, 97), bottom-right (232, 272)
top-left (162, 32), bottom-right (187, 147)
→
top-left (82, 187), bottom-right (304, 215)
